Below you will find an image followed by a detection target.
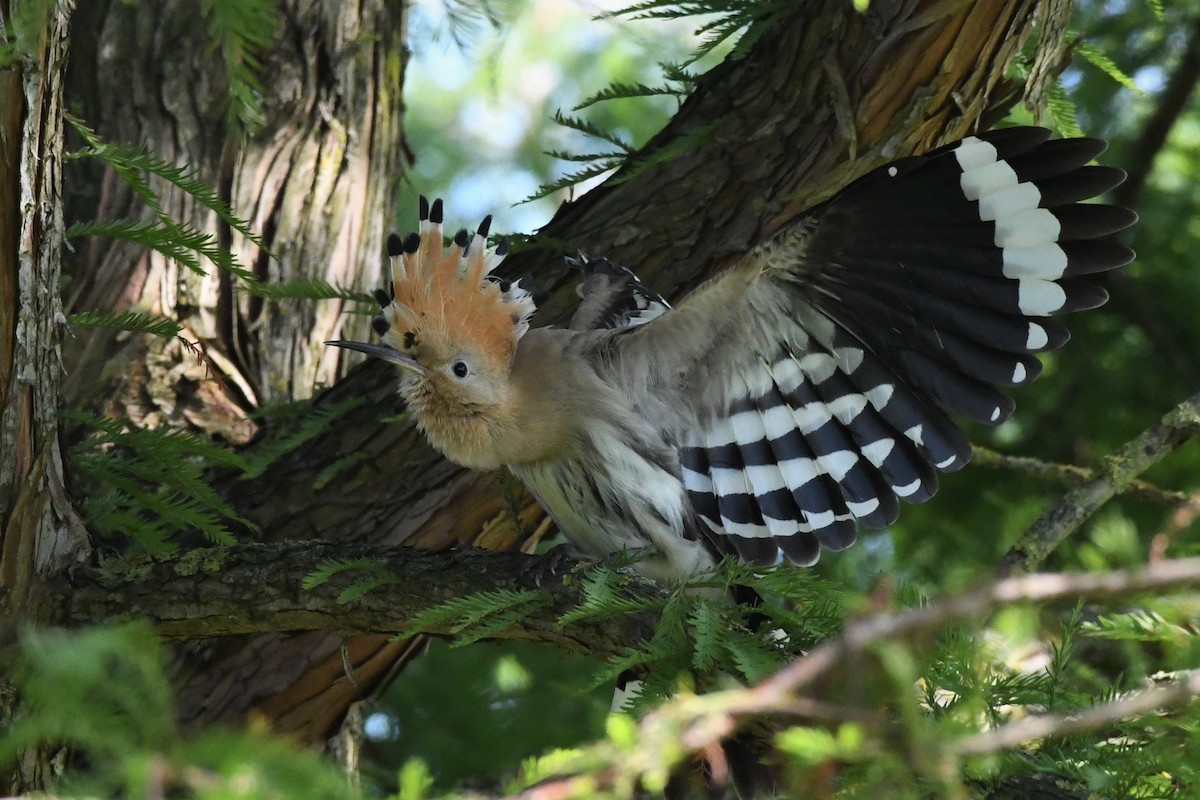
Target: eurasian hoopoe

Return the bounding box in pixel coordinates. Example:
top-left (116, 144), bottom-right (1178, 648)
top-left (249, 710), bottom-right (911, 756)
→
top-left (328, 127), bottom-right (1135, 583)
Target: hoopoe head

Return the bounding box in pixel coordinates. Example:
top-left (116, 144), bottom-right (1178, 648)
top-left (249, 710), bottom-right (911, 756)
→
top-left (327, 197), bottom-right (536, 468)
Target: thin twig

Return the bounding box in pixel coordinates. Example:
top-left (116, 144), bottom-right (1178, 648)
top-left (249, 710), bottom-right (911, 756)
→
top-left (953, 671), bottom-right (1200, 756)
top-left (999, 390), bottom-right (1200, 575)
top-left (758, 557), bottom-right (1200, 700)
top-left (972, 446), bottom-right (1189, 506)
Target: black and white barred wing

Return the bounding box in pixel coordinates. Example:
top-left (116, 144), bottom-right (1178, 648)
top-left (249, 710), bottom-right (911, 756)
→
top-left (622, 127), bottom-right (1135, 567)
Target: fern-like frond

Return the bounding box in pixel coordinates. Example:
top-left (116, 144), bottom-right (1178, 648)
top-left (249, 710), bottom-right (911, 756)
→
top-left (301, 558), bottom-right (381, 590)
top-left (1044, 81), bottom-right (1083, 138)
top-left (397, 589), bottom-right (551, 643)
top-left (551, 110), bottom-right (634, 153)
top-left (200, 0), bottom-right (277, 133)
top-left (68, 310), bottom-right (182, 339)
top-left (67, 218), bottom-right (253, 280)
top-left (573, 81), bottom-right (687, 111)
top-left (66, 114), bottom-right (264, 249)
top-left (558, 565), bottom-right (659, 626)
top-left (243, 278), bottom-right (374, 304)
top-left (1075, 41), bottom-right (1140, 92)
top-left (66, 411), bottom-right (255, 551)
top-left (523, 160), bottom-right (623, 203)
top-left (610, 118), bottom-right (724, 186)
top-left (241, 397), bottom-right (366, 479)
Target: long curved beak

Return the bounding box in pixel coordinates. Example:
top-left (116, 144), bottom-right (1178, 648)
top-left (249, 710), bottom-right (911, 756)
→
top-left (325, 340), bottom-right (426, 376)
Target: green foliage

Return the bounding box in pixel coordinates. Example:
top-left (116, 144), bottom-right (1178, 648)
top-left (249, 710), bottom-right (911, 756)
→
top-left (397, 588), bottom-right (552, 645)
top-left (67, 309), bottom-right (182, 339)
top-left (200, 0), bottom-right (278, 133)
top-left (301, 557), bottom-right (404, 603)
top-left (0, 624), bottom-right (351, 798)
top-left (66, 411), bottom-right (256, 553)
top-left (1075, 41), bottom-right (1141, 93)
top-left (367, 639), bottom-right (611, 793)
top-left (67, 113), bottom-right (263, 256)
top-left (596, 0), bottom-right (792, 64)
top-left (66, 218), bottom-right (246, 279)
top-left (556, 564), bottom-right (659, 625)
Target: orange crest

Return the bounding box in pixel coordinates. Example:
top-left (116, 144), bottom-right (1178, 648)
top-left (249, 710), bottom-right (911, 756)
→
top-left (380, 197), bottom-right (535, 368)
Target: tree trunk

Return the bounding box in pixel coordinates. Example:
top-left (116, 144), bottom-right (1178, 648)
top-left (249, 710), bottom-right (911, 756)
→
top-left (0, 0), bottom-right (89, 791)
top-left (9, 0), bottom-right (1077, 766)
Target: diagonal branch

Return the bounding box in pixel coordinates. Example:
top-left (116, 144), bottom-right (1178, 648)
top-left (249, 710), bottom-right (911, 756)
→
top-left (971, 445), bottom-right (1190, 506)
top-left (999, 389), bottom-right (1200, 575)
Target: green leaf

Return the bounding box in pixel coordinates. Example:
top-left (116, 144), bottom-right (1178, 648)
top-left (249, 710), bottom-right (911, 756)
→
top-left (397, 589), bottom-right (550, 642)
top-left (574, 80), bottom-right (686, 111)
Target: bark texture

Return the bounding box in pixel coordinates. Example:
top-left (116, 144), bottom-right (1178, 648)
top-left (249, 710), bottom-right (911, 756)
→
top-left (52, 541), bottom-right (660, 657)
top-left (0, 1), bottom-right (88, 791)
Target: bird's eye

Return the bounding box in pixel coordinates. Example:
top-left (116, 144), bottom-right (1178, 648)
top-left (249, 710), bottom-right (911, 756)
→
top-left (452, 360), bottom-right (470, 378)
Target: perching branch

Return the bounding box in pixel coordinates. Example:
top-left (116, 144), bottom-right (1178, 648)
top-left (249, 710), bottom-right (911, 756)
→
top-left (49, 542), bottom-right (663, 661)
top-left (999, 389), bottom-right (1200, 575)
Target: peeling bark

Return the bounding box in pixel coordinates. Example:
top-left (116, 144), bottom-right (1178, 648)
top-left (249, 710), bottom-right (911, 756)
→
top-left (0, 0), bottom-right (89, 791)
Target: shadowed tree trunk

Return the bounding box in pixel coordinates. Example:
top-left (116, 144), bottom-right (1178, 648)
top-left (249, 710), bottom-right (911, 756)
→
top-left (1, 1), bottom-right (88, 790)
top-left (2, 0), bottom-right (1080, 790)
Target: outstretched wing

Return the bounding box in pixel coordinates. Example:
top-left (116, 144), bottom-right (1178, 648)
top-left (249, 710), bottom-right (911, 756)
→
top-left (602, 127), bottom-right (1136, 567)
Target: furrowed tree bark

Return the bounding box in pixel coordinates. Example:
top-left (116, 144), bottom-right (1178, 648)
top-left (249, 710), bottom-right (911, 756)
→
top-left (0, 1), bottom-right (88, 791)
top-left (54, 0), bottom-right (1075, 755)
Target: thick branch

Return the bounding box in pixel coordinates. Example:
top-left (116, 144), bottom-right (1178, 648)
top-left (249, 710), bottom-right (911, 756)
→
top-left (49, 542), bottom-right (662, 661)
